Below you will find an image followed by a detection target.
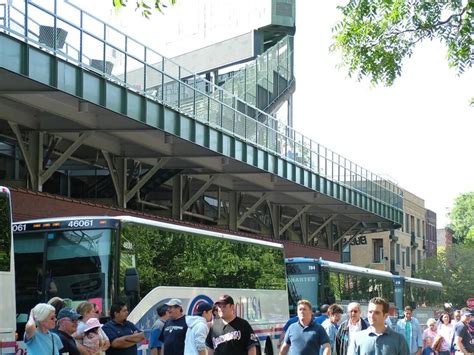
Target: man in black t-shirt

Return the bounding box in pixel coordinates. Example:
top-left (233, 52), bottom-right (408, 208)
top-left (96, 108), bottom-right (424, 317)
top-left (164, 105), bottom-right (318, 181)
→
top-left (159, 298), bottom-right (188, 355)
top-left (206, 294), bottom-right (259, 355)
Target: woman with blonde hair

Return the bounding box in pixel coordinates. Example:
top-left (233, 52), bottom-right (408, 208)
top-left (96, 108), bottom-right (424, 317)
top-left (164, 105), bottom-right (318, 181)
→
top-left (24, 303), bottom-right (63, 354)
top-left (75, 301), bottom-right (110, 353)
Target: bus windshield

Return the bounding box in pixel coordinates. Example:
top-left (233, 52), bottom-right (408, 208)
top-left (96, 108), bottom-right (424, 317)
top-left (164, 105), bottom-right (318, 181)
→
top-left (285, 261), bottom-right (319, 314)
top-left (15, 227), bottom-right (115, 330)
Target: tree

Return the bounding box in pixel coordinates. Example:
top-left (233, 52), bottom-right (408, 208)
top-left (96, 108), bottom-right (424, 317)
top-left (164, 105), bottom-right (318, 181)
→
top-left (331, 0), bottom-right (473, 86)
top-left (112, 0), bottom-right (176, 18)
top-left (449, 191), bottom-right (474, 244)
top-left (416, 244), bottom-right (474, 308)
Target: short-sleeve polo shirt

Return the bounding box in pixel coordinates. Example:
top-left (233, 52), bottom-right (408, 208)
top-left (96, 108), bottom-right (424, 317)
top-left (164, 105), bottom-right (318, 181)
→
top-left (353, 325), bottom-right (409, 355)
top-left (284, 319), bottom-right (330, 354)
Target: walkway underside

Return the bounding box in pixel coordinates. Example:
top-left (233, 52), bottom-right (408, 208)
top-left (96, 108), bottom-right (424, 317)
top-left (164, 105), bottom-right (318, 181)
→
top-left (0, 66), bottom-right (398, 252)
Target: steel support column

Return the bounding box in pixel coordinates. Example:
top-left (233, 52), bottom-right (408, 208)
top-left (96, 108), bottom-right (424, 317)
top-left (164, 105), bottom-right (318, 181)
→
top-left (228, 191), bottom-right (238, 231)
top-left (172, 175), bottom-right (182, 220)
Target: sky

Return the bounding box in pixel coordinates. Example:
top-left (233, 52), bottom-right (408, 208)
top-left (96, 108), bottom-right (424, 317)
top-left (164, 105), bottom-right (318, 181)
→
top-left (77, 0), bottom-right (474, 228)
top-left (292, 2), bottom-right (474, 228)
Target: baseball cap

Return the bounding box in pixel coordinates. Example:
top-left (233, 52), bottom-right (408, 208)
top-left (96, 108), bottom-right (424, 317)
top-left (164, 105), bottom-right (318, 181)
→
top-left (57, 307), bottom-right (82, 321)
top-left (83, 318), bottom-right (102, 332)
top-left (195, 302), bottom-right (213, 316)
top-left (165, 298), bottom-right (182, 307)
top-left (214, 294), bottom-right (234, 305)
top-left (461, 310), bottom-right (473, 317)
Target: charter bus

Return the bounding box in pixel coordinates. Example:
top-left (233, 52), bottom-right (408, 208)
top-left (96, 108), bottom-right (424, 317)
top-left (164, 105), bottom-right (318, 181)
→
top-left (286, 257), bottom-right (443, 325)
top-left (0, 186), bottom-right (16, 355)
top-left (13, 215), bottom-right (288, 354)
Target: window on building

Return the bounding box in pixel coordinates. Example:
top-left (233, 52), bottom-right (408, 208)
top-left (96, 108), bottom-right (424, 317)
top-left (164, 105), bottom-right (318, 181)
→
top-left (410, 215), bottom-right (415, 234)
top-left (396, 244), bottom-right (401, 265)
top-left (417, 249), bottom-right (421, 269)
top-left (405, 214), bottom-right (409, 233)
top-left (406, 247), bottom-right (411, 266)
top-left (401, 251), bottom-right (406, 269)
top-left (416, 218), bottom-right (421, 237)
top-left (373, 239), bottom-right (384, 263)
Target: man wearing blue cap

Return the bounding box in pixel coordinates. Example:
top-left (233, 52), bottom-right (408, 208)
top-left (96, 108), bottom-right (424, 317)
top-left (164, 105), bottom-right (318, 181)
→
top-left (454, 308), bottom-right (474, 354)
top-left (185, 302), bottom-right (213, 355)
top-left (52, 307), bottom-right (82, 355)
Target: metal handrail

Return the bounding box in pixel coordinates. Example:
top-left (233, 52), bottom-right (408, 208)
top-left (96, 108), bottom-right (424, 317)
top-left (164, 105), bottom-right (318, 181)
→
top-left (0, 0), bottom-right (403, 209)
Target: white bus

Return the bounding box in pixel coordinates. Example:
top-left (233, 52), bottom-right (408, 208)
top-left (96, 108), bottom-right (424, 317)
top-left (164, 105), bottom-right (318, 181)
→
top-left (286, 257), bottom-right (444, 325)
top-left (0, 186), bottom-right (16, 355)
top-left (13, 215), bottom-right (288, 354)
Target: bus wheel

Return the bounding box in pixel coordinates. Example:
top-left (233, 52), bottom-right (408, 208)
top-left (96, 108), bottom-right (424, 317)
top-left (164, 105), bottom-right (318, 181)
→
top-left (264, 336), bottom-right (274, 355)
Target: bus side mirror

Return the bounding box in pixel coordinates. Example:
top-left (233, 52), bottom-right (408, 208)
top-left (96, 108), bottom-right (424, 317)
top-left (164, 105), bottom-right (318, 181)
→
top-left (124, 268), bottom-right (140, 310)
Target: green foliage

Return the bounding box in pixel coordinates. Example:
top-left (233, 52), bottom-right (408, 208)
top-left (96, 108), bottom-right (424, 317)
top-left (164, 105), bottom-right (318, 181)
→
top-left (112, 0), bottom-right (176, 18)
top-left (120, 223), bottom-right (287, 298)
top-left (416, 244), bottom-right (474, 308)
top-left (332, 0), bottom-right (473, 86)
top-left (449, 191), bottom-right (474, 244)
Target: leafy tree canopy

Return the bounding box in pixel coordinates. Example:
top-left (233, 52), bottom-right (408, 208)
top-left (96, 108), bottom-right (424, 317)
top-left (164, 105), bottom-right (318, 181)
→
top-left (416, 244), bottom-right (474, 308)
top-left (112, 0), bottom-right (176, 18)
top-left (331, 0), bottom-right (473, 86)
top-left (449, 191), bottom-right (474, 244)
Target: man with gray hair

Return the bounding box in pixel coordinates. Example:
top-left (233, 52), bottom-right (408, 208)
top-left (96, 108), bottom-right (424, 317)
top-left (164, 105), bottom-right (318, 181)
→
top-left (335, 302), bottom-right (368, 355)
top-left (52, 307), bottom-right (82, 355)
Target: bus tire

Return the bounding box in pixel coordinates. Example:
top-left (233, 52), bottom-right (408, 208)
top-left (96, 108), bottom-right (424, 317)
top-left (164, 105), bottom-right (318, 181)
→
top-left (264, 336), bottom-right (274, 355)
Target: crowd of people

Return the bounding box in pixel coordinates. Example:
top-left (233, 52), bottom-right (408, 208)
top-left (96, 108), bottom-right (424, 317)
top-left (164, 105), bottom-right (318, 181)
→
top-left (24, 295), bottom-right (474, 355)
top-left (280, 298), bottom-right (474, 355)
top-left (24, 294), bottom-right (259, 355)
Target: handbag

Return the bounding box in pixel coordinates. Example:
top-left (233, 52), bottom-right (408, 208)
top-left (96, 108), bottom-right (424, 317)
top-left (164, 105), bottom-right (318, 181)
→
top-left (51, 333), bottom-right (55, 355)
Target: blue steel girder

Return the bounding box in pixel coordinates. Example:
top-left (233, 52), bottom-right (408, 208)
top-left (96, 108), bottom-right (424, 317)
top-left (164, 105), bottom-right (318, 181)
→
top-left (0, 33), bottom-right (403, 230)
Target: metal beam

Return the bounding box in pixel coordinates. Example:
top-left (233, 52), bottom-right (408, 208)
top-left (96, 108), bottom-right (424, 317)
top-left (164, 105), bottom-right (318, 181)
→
top-left (237, 192), bottom-right (270, 226)
top-left (334, 222), bottom-right (361, 245)
top-left (308, 214), bottom-right (338, 243)
top-left (279, 205), bottom-right (311, 236)
top-left (102, 150), bottom-right (120, 201)
top-left (124, 157), bottom-right (170, 203)
top-left (182, 175), bottom-right (217, 212)
top-left (40, 132), bottom-right (93, 184)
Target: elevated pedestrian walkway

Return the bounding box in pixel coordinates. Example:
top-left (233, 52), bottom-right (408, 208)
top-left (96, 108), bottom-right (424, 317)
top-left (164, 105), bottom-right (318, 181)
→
top-left (0, 0), bottom-right (403, 243)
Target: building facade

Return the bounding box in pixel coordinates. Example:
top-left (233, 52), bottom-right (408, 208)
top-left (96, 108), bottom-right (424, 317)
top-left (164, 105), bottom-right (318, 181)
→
top-left (344, 189), bottom-right (436, 276)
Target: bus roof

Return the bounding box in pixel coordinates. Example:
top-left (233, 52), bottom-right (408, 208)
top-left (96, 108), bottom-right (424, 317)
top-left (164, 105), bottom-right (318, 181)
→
top-left (286, 257), bottom-right (394, 280)
top-left (14, 215), bottom-right (284, 249)
top-left (404, 276), bottom-right (443, 289)
top-left (286, 257), bottom-right (443, 287)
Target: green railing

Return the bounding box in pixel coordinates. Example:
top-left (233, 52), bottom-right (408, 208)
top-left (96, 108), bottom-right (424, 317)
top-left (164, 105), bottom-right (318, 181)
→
top-left (218, 36), bottom-right (294, 111)
top-left (0, 0), bottom-right (403, 209)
